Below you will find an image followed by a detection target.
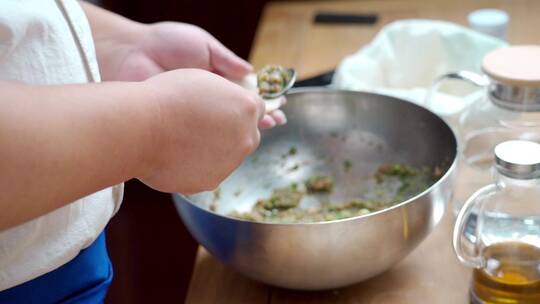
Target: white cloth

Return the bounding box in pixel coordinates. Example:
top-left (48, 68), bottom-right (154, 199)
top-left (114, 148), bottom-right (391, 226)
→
top-left (0, 0), bottom-right (123, 291)
top-left (332, 19), bottom-right (507, 117)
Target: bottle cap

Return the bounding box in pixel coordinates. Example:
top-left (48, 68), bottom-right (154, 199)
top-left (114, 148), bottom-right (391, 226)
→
top-left (483, 46), bottom-right (540, 87)
top-left (468, 9), bottom-right (509, 41)
top-left (495, 140), bottom-right (540, 179)
top-left (482, 45), bottom-right (540, 111)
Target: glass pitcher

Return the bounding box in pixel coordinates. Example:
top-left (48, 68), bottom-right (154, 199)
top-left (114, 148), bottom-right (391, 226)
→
top-left (453, 140), bottom-right (540, 304)
top-left (429, 46), bottom-right (540, 213)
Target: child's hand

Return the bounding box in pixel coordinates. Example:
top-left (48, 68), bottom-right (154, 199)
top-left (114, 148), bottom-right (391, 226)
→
top-left (102, 22), bottom-right (251, 82)
top-left (94, 20), bottom-right (286, 129)
top-left (139, 69), bottom-right (265, 194)
top-left (0, 69), bottom-right (266, 227)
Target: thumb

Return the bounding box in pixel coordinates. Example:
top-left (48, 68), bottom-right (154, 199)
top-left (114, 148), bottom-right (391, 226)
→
top-left (209, 39), bottom-right (253, 79)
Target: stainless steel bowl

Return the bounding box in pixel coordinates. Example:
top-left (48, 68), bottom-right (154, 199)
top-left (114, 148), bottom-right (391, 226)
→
top-left (173, 89), bottom-right (457, 290)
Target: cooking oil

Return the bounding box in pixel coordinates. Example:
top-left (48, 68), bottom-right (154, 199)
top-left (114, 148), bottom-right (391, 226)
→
top-left (471, 242), bottom-right (540, 304)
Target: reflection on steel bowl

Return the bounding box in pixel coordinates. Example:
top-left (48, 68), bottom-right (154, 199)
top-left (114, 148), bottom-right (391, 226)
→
top-left (173, 89), bottom-right (457, 290)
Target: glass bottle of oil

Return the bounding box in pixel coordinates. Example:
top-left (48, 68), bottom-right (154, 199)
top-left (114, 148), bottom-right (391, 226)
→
top-left (453, 140), bottom-right (540, 304)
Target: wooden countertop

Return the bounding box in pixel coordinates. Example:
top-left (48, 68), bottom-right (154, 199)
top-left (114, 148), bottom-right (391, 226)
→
top-left (250, 0), bottom-right (540, 79)
top-left (185, 1), bottom-right (540, 303)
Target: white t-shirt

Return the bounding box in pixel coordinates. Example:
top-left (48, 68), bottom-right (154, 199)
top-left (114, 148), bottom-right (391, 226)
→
top-left (0, 0), bottom-right (123, 291)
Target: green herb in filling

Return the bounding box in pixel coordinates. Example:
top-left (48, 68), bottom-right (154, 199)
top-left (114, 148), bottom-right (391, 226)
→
top-left (289, 146), bottom-right (297, 155)
top-left (343, 159), bottom-right (353, 172)
top-left (256, 186), bottom-right (304, 210)
top-left (305, 176), bottom-right (333, 193)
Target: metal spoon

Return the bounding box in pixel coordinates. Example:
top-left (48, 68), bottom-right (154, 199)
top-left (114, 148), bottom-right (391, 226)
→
top-left (258, 67), bottom-right (297, 100)
top-left (234, 67), bottom-right (296, 113)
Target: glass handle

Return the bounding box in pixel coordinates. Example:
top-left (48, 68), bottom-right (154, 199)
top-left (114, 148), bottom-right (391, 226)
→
top-left (433, 71), bottom-right (490, 87)
top-left (452, 184), bottom-right (496, 268)
top-left (425, 71), bottom-right (490, 113)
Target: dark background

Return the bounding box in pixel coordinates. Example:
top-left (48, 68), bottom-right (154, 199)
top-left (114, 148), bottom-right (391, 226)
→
top-left (102, 0), bottom-right (267, 60)
top-left (100, 0), bottom-right (269, 302)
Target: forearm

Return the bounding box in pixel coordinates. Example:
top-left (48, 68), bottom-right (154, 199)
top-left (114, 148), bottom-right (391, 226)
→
top-left (0, 81), bottom-right (156, 230)
top-left (79, 1), bottom-right (147, 80)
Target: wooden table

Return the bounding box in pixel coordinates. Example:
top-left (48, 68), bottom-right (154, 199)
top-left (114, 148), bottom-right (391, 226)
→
top-left (185, 1), bottom-right (540, 303)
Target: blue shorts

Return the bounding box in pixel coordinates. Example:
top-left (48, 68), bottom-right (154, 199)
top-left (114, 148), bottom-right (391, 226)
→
top-left (0, 232), bottom-right (113, 304)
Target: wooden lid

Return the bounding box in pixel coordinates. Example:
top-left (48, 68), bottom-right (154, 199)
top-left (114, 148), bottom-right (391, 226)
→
top-left (482, 45), bottom-right (540, 87)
